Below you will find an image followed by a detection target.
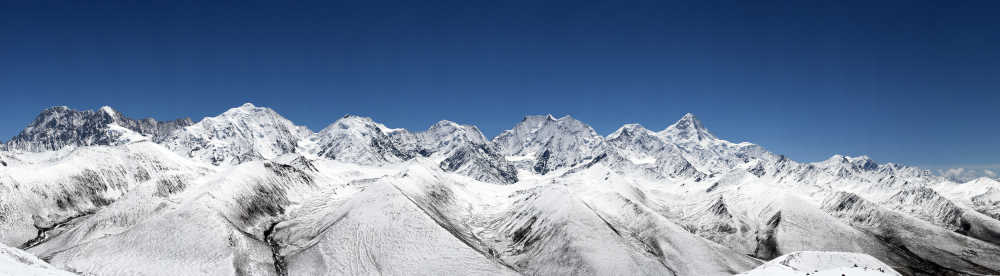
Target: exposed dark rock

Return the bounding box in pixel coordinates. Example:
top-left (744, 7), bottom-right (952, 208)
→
top-left (439, 143), bottom-right (518, 184)
top-left (753, 211), bottom-right (782, 260)
top-left (532, 150), bottom-right (552, 175)
top-left (5, 106), bottom-right (191, 151)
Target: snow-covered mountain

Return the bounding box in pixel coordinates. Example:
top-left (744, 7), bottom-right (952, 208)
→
top-left (1, 104), bottom-right (999, 276)
top-left (303, 114), bottom-right (415, 165)
top-left (161, 103), bottom-right (312, 166)
top-left (303, 116), bottom-right (517, 184)
top-left (493, 115), bottom-right (604, 175)
top-left (3, 106), bottom-right (192, 152)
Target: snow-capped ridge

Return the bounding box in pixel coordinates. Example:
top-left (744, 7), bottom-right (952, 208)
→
top-left (99, 106), bottom-right (116, 115)
top-left (306, 114), bottom-right (412, 166)
top-left (493, 114), bottom-right (604, 174)
top-left (5, 105), bottom-right (1000, 276)
top-left (4, 105), bottom-right (194, 152)
top-left (162, 103), bottom-right (311, 166)
top-left (607, 123), bottom-right (650, 140)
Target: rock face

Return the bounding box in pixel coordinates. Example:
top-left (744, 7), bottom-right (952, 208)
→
top-left (399, 120), bottom-right (518, 184)
top-left (4, 106), bottom-right (192, 152)
top-left (439, 143), bottom-right (517, 184)
top-left (161, 103), bottom-right (311, 166)
top-left (493, 115), bottom-right (604, 174)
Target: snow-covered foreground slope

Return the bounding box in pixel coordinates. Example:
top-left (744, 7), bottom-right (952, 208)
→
top-left (739, 251), bottom-right (900, 276)
top-left (1, 104), bottom-right (999, 275)
top-left (0, 243), bottom-right (74, 276)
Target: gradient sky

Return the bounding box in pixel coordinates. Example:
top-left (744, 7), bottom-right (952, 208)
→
top-left (1, 0), bottom-right (998, 170)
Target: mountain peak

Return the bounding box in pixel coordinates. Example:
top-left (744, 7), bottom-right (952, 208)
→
top-left (328, 114), bottom-right (378, 130)
top-left (674, 113), bottom-right (705, 130)
top-left (421, 120), bottom-right (487, 144)
top-left (162, 103), bottom-right (310, 165)
top-left (99, 106), bottom-right (116, 116)
top-left (218, 103), bottom-right (269, 117)
top-left (826, 154), bottom-right (848, 162)
top-left (493, 114), bottom-right (603, 174)
top-left (607, 123), bottom-right (650, 140)
top-left (7, 106), bottom-right (192, 151)
top-left (431, 120), bottom-right (460, 129)
top-left (46, 105), bottom-right (71, 112)
top-left (659, 113), bottom-right (716, 141)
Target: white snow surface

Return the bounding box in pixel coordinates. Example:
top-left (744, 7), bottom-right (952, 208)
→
top-left (739, 251), bottom-right (900, 276)
top-left (2, 104), bottom-right (1000, 276)
top-left (0, 243), bottom-right (74, 276)
top-left (162, 103), bottom-right (312, 166)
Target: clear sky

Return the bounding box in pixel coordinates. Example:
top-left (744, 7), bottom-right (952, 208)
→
top-left (1, 0), bottom-right (998, 170)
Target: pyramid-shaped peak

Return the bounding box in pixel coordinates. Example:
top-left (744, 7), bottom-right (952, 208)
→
top-left (673, 113), bottom-right (705, 130)
top-left (608, 123), bottom-right (652, 140)
top-left (659, 113), bottom-right (715, 141)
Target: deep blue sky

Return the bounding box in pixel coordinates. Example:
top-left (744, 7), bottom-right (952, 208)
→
top-left (1, 0), bottom-right (998, 169)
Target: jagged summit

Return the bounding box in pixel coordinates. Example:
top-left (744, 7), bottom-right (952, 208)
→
top-left (659, 113), bottom-right (716, 141)
top-left (493, 114), bottom-right (604, 174)
top-left (4, 104), bottom-right (1000, 276)
top-left (4, 105), bottom-right (193, 151)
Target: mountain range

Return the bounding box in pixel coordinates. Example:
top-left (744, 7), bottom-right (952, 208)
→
top-left (1, 103), bottom-right (998, 276)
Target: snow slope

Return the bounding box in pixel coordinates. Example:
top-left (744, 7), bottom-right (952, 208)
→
top-left (0, 243), bottom-right (74, 276)
top-left (1, 104), bottom-right (999, 276)
top-left (739, 251), bottom-right (900, 276)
